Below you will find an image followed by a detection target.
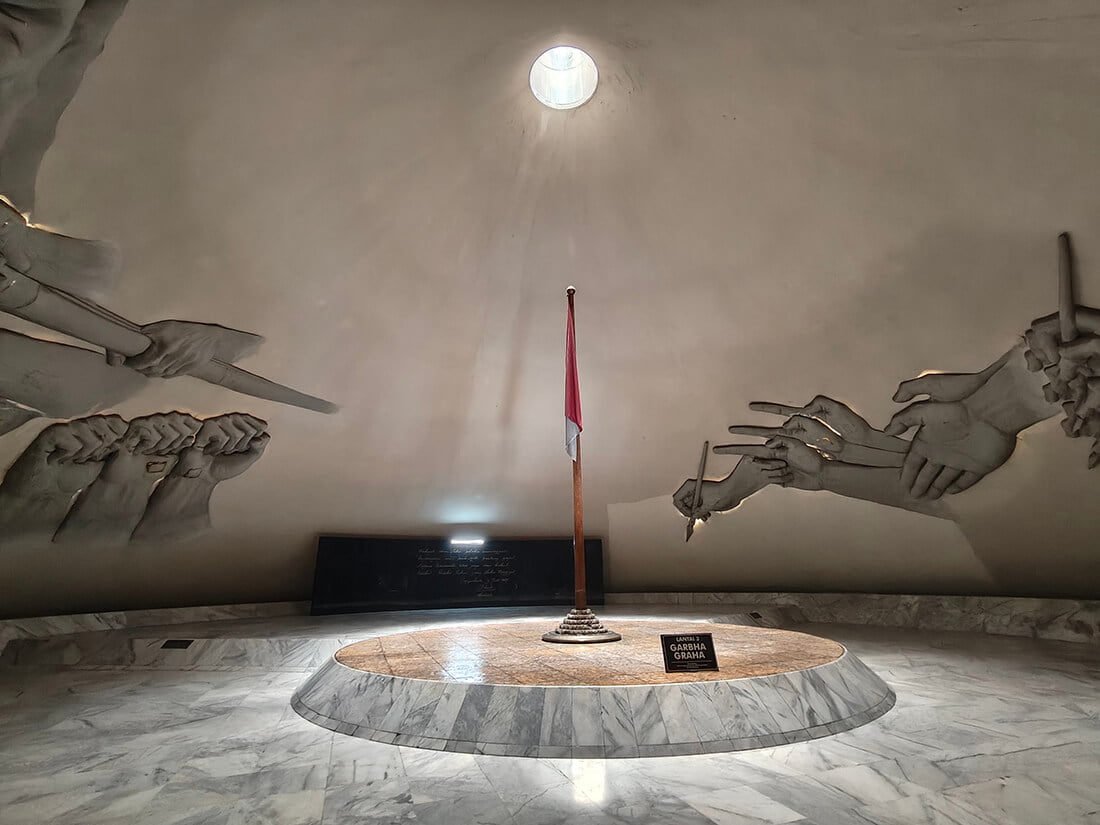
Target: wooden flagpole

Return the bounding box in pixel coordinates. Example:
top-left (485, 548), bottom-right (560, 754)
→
top-left (572, 437), bottom-right (587, 609)
top-left (543, 287), bottom-right (619, 643)
top-left (568, 288), bottom-right (588, 611)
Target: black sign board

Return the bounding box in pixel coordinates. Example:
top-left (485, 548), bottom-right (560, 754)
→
top-left (660, 632), bottom-right (719, 672)
top-left (310, 536), bottom-right (605, 614)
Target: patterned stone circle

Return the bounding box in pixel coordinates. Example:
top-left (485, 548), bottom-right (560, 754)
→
top-left (292, 620), bottom-right (895, 758)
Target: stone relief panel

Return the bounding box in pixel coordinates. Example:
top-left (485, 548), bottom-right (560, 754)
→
top-left (675, 234), bottom-right (1098, 526)
top-left (0, 1), bottom-right (333, 550)
top-left (0, 411), bottom-right (269, 549)
top-left (0, 0), bottom-right (334, 430)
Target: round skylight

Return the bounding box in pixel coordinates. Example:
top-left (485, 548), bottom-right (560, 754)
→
top-left (529, 46), bottom-right (598, 110)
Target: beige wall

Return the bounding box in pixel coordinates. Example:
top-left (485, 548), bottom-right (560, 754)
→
top-left (2, 0), bottom-right (1099, 616)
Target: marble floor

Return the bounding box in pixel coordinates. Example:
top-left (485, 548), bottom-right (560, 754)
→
top-left (1, 606), bottom-right (1099, 825)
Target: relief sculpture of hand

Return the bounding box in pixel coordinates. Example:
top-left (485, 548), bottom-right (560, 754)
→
top-left (178, 413), bottom-right (270, 480)
top-left (892, 356), bottom-right (1009, 405)
top-left (713, 435), bottom-right (947, 517)
top-left (748, 396), bottom-right (909, 454)
top-left (1024, 310), bottom-right (1100, 468)
top-left (727, 412), bottom-right (904, 468)
top-left (673, 398), bottom-right (908, 522)
top-left (712, 436), bottom-right (827, 491)
top-left (54, 412), bottom-right (203, 546)
top-left (0, 200), bottom-right (120, 298)
top-left (884, 371), bottom-right (1016, 499)
top-left (728, 415), bottom-right (843, 458)
top-left (1037, 336), bottom-right (1100, 403)
top-left (1058, 376), bottom-right (1100, 468)
top-left (0, 414), bottom-right (127, 545)
top-left (108, 321), bottom-right (264, 379)
top-left (673, 453), bottom-right (789, 520)
top-left (1023, 308), bottom-right (1100, 373)
top-left (120, 412), bottom-right (203, 458)
top-left (92, 412), bottom-right (202, 487)
top-left (3, 415), bottom-right (127, 493)
top-left (131, 414), bottom-right (269, 543)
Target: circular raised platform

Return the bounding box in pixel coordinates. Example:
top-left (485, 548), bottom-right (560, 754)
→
top-left (291, 619), bottom-right (895, 758)
top-left (333, 620), bottom-right (846, 684)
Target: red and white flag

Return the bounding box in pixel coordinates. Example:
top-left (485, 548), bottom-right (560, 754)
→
top-left (565, 289), bottom-right (582, 461)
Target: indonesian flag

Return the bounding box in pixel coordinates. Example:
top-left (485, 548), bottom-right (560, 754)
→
top-left (565, 288), bottom-right (582, 461)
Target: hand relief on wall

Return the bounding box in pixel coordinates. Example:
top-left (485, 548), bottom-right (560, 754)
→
top-left (674, 233), bottom-right (1099, 528)
top-left (0, 1), bottom-right (334, 548)
top-left (0, 412), bottom-right (268, 549)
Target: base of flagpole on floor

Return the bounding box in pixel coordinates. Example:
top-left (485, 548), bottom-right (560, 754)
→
top-left (542, 607), bottom-right (622, 643)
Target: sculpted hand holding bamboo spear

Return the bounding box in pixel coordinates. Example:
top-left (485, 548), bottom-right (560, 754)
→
top-left (0, 256), bottom-right (337, 414)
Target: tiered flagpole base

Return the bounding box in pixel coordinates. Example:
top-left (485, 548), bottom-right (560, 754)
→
top-left (542, 607), bottom-right (622, 643)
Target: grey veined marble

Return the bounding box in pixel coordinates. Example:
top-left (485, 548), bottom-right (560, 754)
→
top-left (606, 591), bottom-right (1100, 645)
top-left (0, 601), bottom-right (309, 656)
top-left (291, 645), bottom-right (895, 759)
top-left (2, 606), bottom-right (1099, 825)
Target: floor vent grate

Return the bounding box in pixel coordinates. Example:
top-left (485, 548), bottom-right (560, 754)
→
top-left (161, 639), bottom-right (194, 650)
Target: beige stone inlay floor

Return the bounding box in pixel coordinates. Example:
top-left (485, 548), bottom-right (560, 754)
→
top-left (334, 620), bottom-right (844, 685)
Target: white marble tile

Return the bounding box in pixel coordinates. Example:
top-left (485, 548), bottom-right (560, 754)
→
top-left (805, 658), bottom-right (868, 715)
top-left (174, 763), bottom-right (328, 798)
top-left (598, 779), bottom-right (725, 824)
top-left (476, 757), bottom-right (589, 822)
top-left (477, 684), bottom-right (520, 744)
top-left (0, 765), bottom-right (169, 825)
top-left (225, 789), bottom-right (325, 825)
top-left (2, 606), bottom-right (1098, 825)
top-left (388, 790), bottom-right (516, 825)
top-left (599, 687), bottom-right (639, 756)
top-left (818, 791), bottom-right (1006, 825)
top-left (420, 681), bottom-right (469, 740)
top-left (399, 678), bottom-right (448, 737)
top-left (571, 687), bottom-right (605, 747)
top-left (745, 737), bottom-right (886, 775)
top-left (808, 759), bottom-right (937, 806)
top-left (610, 592), bottom-right (1100, 645)
top-left (721, 679), bottom-right (782, 740)
top-left (628, 686), bottom-right (669, 746)
top-left (507, 685), bottom-right (547, 745)
top-left (352, 672), bottom-right (402, 730)
top-left (681, 785), bottom-right (804, 825)
top-left (320, 779), bottom-right (422, 824)
top-left (442, 681), bottom-right (487, 742)
top-left (784, 669), bottom-right (848, 727)
top-left (253, 726), bottom-right (333, 772)
top-left (375, 677), bottom-right (429, 733)
top-left (748, 674), bottom-right (807, 733)
top-left (676, 682), bottom-right (728, 742)
top-left (942, 773), bottom-right (1098, 825)
top-left (540, 687), bottom-right (574, 747)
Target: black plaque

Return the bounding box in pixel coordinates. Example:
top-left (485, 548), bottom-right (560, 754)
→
top-left (310, 536), bottom-right (605, 614)
top-left (660, 632), bottom-right (719, 672)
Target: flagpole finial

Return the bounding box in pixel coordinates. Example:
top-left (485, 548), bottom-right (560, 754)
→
top-left (566, 286), bottom-right (576, 296)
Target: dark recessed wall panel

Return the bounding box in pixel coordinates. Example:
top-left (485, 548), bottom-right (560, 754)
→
top-left (311, 536), bottom-right (605, 614)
